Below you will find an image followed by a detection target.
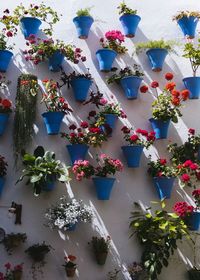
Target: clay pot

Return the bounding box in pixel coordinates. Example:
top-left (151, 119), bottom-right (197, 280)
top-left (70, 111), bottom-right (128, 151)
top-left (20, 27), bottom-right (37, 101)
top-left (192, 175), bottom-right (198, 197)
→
top-left (95, 251), bottom-right (108, 265)
top-left (65, 266), bottom-right (76, 277)
top-left (13, 270), bottom-right (22, 280)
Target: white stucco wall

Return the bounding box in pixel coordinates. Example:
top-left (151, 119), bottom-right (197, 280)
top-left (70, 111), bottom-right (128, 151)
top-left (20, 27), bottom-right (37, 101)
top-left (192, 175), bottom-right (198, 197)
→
top-left (0, 0), bottom-right (200, 279)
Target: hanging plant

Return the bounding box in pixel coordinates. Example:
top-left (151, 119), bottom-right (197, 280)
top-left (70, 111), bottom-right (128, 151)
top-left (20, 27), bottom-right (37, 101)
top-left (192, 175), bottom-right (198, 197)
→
top-left (13, 74), bottom-right (39, 166)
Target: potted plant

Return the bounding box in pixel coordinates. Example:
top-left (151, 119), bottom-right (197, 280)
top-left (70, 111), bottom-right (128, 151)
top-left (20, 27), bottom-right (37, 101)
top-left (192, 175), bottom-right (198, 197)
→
top-left (96, 30), bottom-right (127, 72)
top-left (135, 39), bottom-right (176, 71)
top-left (182, 38), bottom-right (200, 99)
top-left (0, 155), bottom-right (8, 196)
top-left (24, 36), bottom-right (86, 72)
top-left (89, 236), bottom-right (110, 265)
top-left (3, 232), bottom-right (27, 254)
top-left (107, 66), bottom-right (144, 99)
top-left (16, 146), bottom-right (70, 196)
top-left (1, 3), bottom-right (60, 38)
top-left (73, 7), bottom-right (94, 39)
top-left (0, 263), bottom-right (24, 280)
top-left (25, 242), bottom-right (51, 262)
top-left (176, 160), bottom-right (200, 188)
top-left (121, 126), bottom-right (155, 168)
top-left (45, 196), bottom-right (93, 231)
top-left (148, 158), bottom-right (177, 199)
top-left (0, 96), bottom-right (12, 136)
top-left (144, 73), bottom-right (189, 139)
top-left (63, 255), bottom-right (77, 277)
top-left (117, 1), bottom-right (140, 38)
top-left (130, 201), bottom-right (190, 280)
top-left (41, 79), bottom-right (73, 135)
top-left (0, 31), bottom-right (14, 72)
top-left (13, 264), bottom-right (23, 280)
top-left (61, 122), bottom-right (107, 164)
top-left (60, 69), bottom-right (93, 102)
top-left (173, 11), bottom-right (200, 39)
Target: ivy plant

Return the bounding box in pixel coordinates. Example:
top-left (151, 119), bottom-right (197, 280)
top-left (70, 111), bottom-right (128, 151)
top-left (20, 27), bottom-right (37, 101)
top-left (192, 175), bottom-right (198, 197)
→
top-left (182, 38), bottom-right (200, 77)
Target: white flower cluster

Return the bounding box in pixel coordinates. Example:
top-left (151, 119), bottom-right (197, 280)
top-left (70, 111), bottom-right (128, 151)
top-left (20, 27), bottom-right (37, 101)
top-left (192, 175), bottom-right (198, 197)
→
top-left (45, 196), bottom-right (93, 230)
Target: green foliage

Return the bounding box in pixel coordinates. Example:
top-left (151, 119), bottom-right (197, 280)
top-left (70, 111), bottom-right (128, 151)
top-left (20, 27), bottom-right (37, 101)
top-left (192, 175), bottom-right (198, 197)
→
top-left (0, 32), bottom-right (14, 50)
top-left (135, 40), bottom-right (177, 54)
top-left (90, 236), bottom-right (110, 254)
top-left (3, 233), bottom-right (27, 254)
top-left (107, 65), bottom-right (143, 84)
top-left (183, 39), bottom-right (200, 76)
top-left (130, 202), bottom-right (190, 280)
top-left (25, 242), bottom-right (51, 262)
top-left (117, 1), bottom-right (137, 16)
top-left (173, 11), bottom-right (200, 21)
top-left (147, 158), bottom-right (177, 177)
top-left (76, 8), bottom-right (92, 17)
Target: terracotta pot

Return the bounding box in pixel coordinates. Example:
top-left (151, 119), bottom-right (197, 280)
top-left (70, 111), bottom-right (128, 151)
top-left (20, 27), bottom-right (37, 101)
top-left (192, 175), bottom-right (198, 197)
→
top-left (65, 267), bottom-right (76, 277)
top-left (13, 270), bottom-right (22, 280)
top-left (95, 251), bottom-right (108, 265)
top-left (188, 269), bottom-right (200, 280)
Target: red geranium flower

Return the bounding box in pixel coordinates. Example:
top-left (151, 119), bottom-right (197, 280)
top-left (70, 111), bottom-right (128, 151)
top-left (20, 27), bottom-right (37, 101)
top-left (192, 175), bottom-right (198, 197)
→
top-left (121, 126), bottom-right (130, 134)
top-left (68, 255), bottom-right (76, 262)
top-left (165, 72), bottom-right (174, 81)
top-left (80, 121), bottom-right (89, 128)
top-left (181, 89), bottom-right (190, 100)
top-left (181, 173), bottom-right (190, 182)
top-left (2, 99), bottom-right (12, 108)
top-left (140, 85), bottom-right (148, 93)
top-left (130, 134), bottom-right (139, 141)
top-left (171, 90), bottom-right (180, 97)
top-left (188, 128), bottom-right (195, 135)
top-left (159, 158), bottom-right (167, 165)
top-left (69, 124), bottom-right (77, 130)
top-left (165, 82), bottom-right (176, 91)
top-left (151, 81), bottom-right (159, 88)
top-left (171, 97), bottom-right (180, 106)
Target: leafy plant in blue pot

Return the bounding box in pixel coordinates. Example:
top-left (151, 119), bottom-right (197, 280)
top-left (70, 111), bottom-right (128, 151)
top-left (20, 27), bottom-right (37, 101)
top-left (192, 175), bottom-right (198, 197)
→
top-left (148, 158), bottom-right (177, 199)
top-left (0, 97), bottom-right (12, 136)
top-left (0, 155), bottom-right (8, 197)
top-left (182, 39), bottom-right (200, 99)
top-left (41, 79), bottom-right (73, 135)
top-left (121, 126), bottom-right (155, 168)
top-left (135, 39), bottom-right (176, 72)
top-left (0, 31), bottom-right (14, 72)
top-left (107, 65), bottom-right (144, 99)
top-left (117, 1), bottom-right (140, 38)
top-left (16, 146), bottom-right (70, 196)
top-left (173, 11), bottom-right (200, 39)
top-left (73, 7), bottom-right (94, 39)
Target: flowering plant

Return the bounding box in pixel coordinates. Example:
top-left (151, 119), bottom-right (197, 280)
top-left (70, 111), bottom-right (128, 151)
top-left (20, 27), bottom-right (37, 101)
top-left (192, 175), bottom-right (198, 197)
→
top-left (117, 2), bottom-right (137, 15)
top-left (41, 79), bottom-right (73, 114)
top-left (141, 73), bottom-right (189, 122)
top-left (176, 160), bottom-right (200, 188)
top-left (107, 65), bottom-right (144, 84)
top-left (173, 11), bottom-right (200, 21)
top-left (0, 263), bottom-right (23, 280)
top-left (63, 255), bottom-right (77, 269)
top-left (135, 39), bottom-right (177, 54)
top-left (90, 235), bottom-right (111, 254)
top-left (61, 122), bottom-right (107, 147)
top-left (173, 201), bottom-right (195, 217)
top-left (60, 69), bottom-right (91, 88)
top-left (182, 38), bottom-right (200, 77)
top-left (0, 155), bottom-right (8, 177)
top-left (23, 36), bottom-right (85, 65)
top-left (0, 30), bottom-right (15, 50)
top-left (99, 30), bottom-right (127, 54)
top-left (121, 126), bottom-right (155, 148)
top-left (45, 196), bottom-right (93, 230)
top-left (192, 189), bottom-right (200, 208)
top-left (72, 160), bottom-right (94, 181)
top-left (0, 97), bottom-right (12, 113)
top-left (148, 158), bottom-right (177, 177)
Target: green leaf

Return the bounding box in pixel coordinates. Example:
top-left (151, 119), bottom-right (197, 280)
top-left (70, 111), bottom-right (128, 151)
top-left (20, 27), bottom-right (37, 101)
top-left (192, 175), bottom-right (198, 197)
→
top-left (30, 174), bottom-right (42, 183)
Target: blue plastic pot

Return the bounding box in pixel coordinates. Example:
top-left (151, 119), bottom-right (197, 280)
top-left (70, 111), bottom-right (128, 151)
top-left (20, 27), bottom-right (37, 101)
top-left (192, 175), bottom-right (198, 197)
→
top-left (149, 118), bottom-right (170, 139)
top-left (184, 212), bottom-right (200, 231)
top-left (183, 77), bottom-right (200, 99)
top-left (0, 50), bottom-right (13, 72)
top-left (48, 50), bottom-right (64, 72)
top-left (120, 76), bottom-right (142, 99)
top-left (73, 16), bottom-right (94, 39)
top-left (0, 113), bottom-right (9, 136)
top-left (121, 145), bottom-right (144, 168)
top-left (177, 16), bottom-right (199, 38)
top-left (119, 14), bottom-right (141, 38)
top-left (67, 223), bottom-right (77, 231)
top-left (67, 144), bottom-right (89, 165)
top-left (0, 177), bottom-right (5, 196)
top-left (153, 177), bottom-right (175, 200)
top-left (104, 114), bottom-right (118, 132)
top-left (70, 78), bottom-right (92, 102)
top-left (92, 177), bottom-right (115, 200)
top-left (42, 111), bottom-right (64, 135)
top-left (20, 17), bottom-right (42, 39)
top-left (146, 48), bottom-right (168, 72)
top-left (42, 181), bottom-right (55, 192)
top-left (96, 49), bottom-right (117, 72)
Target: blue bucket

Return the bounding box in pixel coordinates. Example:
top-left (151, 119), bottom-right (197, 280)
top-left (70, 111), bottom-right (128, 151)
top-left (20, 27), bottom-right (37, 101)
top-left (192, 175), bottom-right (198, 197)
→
top-left (0, 177), bottom-right (5, 196)
top-left (73, 16), bottom-right (94, 39)
top-left (104, 114), bottom-right (118, 131)
top-left (178, 16), bottom-right (199, 38)
top-left (48, 50), bottom-right (64, 72)
top-left (146, 48), bottom-right (168, 72)
top-left (185, 212), bottom-right (200, 231)
top-left (153, 177), bottom-right (175, 199)
top-left (42, 181), bottom-right (55, 191)
top-left (70, 78), bottom-right (92, 102)
top-left (20, 17), bottom-right (42, 39)
top-left (183, 77), bottom-right (200, 99)
top-left (42, 111), bottom-right (64, 135)
top-left (67, 144), bottom-right (89, 165)
top-left (0, 113), bottom-right (9, 136)
top-left (96, 49), bottom-right (117, 72)
top-left (92, 177), bottom-right (115, 200)
top-left (119, 14), bottom-right (141, 37)
top-left (121, 145), bottom-right (144, 167)
top-left (0, 50), bottom-right (13, 72)
top-left (149, 118), bottom-right (170, 139)
top-left (120, 76), bottom-right (142, 99)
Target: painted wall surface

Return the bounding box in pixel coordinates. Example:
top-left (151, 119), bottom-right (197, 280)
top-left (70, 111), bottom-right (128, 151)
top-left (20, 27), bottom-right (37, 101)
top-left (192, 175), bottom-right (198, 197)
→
top-left (0, 0), bottom-right (199, 279)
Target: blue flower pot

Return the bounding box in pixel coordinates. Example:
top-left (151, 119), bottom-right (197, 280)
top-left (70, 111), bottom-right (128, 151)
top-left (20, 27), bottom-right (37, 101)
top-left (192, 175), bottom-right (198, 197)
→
top-left (42, 111), bottom-right (64, 135)
top-left (42, 181), bottom-right (55, 192)
top-left (177, 16), bottom-right (199, 38)
top-left (48, 50), bottom-right (64, 72)
top-left (104, 113), bottom-right (118, 132)
top-left (185, 212), bottom-right (200, 231)
top-left (153, 177), bottom-right (175, 200)
top-left (0, 113), bottom-right (9, 136)
top-left (0, 177), bottom-right (5, 196)
top-left (20, 17), bottom-right (42, 39)
top-left (119, 14), bottom-right (141, 38)
top-left (120, 76), bottom-right (142, 99)
top-left (73, 16), bottom-right (94, 39)
top-left (183, 77), bottom-right (200, 99)
top-left (146, 48), bottom-right (168, 72)
top-left (0, 50), bottom-right (13, 72)
top-left (67, 223), bottom-right (77, 231)
top-left (121, 145), bottom-right (144, 168)
top-left (67, 144), bottom-right (89, 165)
top-left (149, 118), bottom-right (170, 139)
top-left (92, 177), bottom-right (115, 200)
top-left (70, 78), bottom-right (92, 102)
top-left (96, 49), bottom-right (117, 72)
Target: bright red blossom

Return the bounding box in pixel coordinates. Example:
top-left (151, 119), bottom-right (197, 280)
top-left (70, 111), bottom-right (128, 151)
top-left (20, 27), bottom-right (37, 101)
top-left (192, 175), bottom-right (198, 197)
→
top-left (140, 85), bottom-right (148, 93)
top-left (165, 72), bottom-right (174, 81)
top-left (151, 81), bottom-right (159, 88)
top-left (188, 128), bottom-right (195, 135)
